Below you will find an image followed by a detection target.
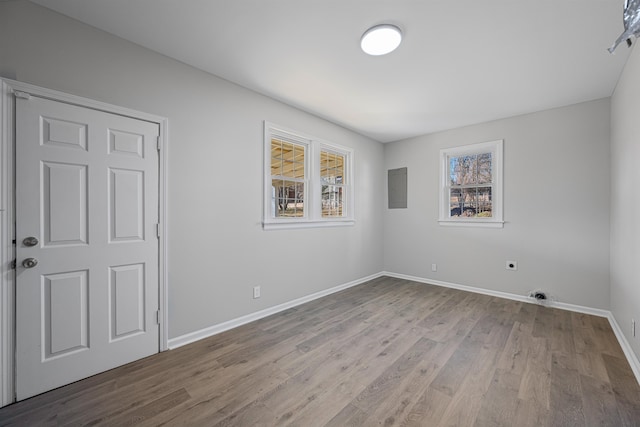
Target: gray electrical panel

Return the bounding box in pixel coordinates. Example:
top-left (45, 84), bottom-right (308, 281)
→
top-left (388, 167), bottom-right (407, 209)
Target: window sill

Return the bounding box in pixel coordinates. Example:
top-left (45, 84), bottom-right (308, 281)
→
top-left (263, 219), bottom-right (355, 231)
top-left (438, 220), bottom-right (504, 229)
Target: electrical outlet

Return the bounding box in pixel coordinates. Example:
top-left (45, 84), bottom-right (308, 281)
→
top-left (431, 264), bottom-right (437, 272)
top-left (253, 286), bottom-right (261, 299)
top-left (506, 260), bottom-right (518, 271)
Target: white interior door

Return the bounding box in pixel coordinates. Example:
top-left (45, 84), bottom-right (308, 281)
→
top-left (15, 95), bottom-right (160, 400)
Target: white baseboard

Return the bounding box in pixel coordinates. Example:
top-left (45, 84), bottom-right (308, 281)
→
top-left (383, 271), bottom-right (640, 385)
top-left (168, 272), bottom-right (384, 349)
top-left (382, 271), bottom-right (610, 317)
top-left (168, 270), bottom-right (640, 386)
top-left (607, 313), bottom-right (640, 384)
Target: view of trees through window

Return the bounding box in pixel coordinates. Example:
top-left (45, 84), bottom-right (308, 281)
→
top-left (449, 152), bottom-right (493, 218)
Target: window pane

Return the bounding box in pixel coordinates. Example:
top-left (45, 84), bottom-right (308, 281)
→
top-left (449, 188), bottom-right (463, 217)
top-left (477, 153), bottom-right (492, 184)
top-left (462, 155), bottom-right (477, 185)
top-left (450, 187), bottom-right (492, 218)
top-left (271, 139), bottom-right (283, 177)
top-left (461, 188), bottom-right (478, 217)
top-left (272, 179), bottom-right (304, 217)
top-left (477, 186), bottom-right (492, 217)
top-left (321, 151), bottom-right (345, 185)
top-left (322, 185), bottom-right (343, 217)
top-left (450, 154), bottom-right (477, 185)
top-left (271, 138), bottom-right (304, 179)
top-left (292, 145), bottom-right (305, 179)
top-left (449, 157), bottom-right (460, 186)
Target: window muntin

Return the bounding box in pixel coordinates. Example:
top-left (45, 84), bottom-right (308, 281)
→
top-left (448, 152), bottom-right (493, 218)
top-left (264, 122), bottom-right (354, 229)
top-left (439, 140), bottom-right (503, 227)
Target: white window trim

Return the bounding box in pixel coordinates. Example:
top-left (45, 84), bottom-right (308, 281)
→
top-left (439, 139), bottom-right (504, 228)
top-left (263, 122), bottom-right (354, 230)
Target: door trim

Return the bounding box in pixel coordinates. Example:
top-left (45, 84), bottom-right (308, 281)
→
top-left (0, 78), bottom-right (169, 407)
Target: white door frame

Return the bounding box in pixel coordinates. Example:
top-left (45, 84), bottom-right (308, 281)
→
top-left (0, 78), bottom-right (169, 407)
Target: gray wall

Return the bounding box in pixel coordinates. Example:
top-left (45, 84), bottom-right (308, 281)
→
top-left (383, 99), bottom-right (611, 309)
top-left (611, 43), bottom-right (640, 359)
top-left (0, 1), bottom-right (623, 350)
top-left (0, 1), bottom-right (385, 338)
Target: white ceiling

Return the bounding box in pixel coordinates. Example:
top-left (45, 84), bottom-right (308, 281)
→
top-left (31, 0), bottom-right (631, 143)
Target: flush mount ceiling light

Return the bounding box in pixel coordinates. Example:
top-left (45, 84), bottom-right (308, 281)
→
top-left (360, 24), bottom-right (402, 56)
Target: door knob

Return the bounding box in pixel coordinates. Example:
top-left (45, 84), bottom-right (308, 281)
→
top-left (22, 236), bottom-right (39, 247)
top-left (22, 258), bottom-right (38, 268)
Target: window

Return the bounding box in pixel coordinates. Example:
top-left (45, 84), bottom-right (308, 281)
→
top-left (264, 122), bottom-right (354, 229)
top-left (270, 136), bottom-right (307, 218)
top-left (439, 140), bottom-right (503, 228)
top-left (320, 150), bottom-right (345, 218)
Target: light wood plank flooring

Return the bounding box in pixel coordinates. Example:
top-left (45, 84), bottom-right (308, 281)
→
top-left (1, 277), bottom-right (639, 426)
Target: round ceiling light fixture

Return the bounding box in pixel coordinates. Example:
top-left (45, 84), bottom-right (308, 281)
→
top-left (360, 24), bottom-right (402, 56)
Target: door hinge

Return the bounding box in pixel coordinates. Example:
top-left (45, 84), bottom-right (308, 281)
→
top-left (156, 136), bottom-right (161, 151)
top-left (156, 310), bottom-right (161, 325)
top-left (156, 223), bottom-right (161, 238)
top-left (10, 259), bottom-right (16, 270)
top-left (13, 90), bottom-right (31, 100)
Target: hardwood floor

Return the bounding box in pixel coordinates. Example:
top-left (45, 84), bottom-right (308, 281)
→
top-left (1, 276), bottom-right (639, 426)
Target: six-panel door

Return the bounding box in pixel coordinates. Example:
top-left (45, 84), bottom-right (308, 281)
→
top-left (15, 96), bottom-right (160, 400)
